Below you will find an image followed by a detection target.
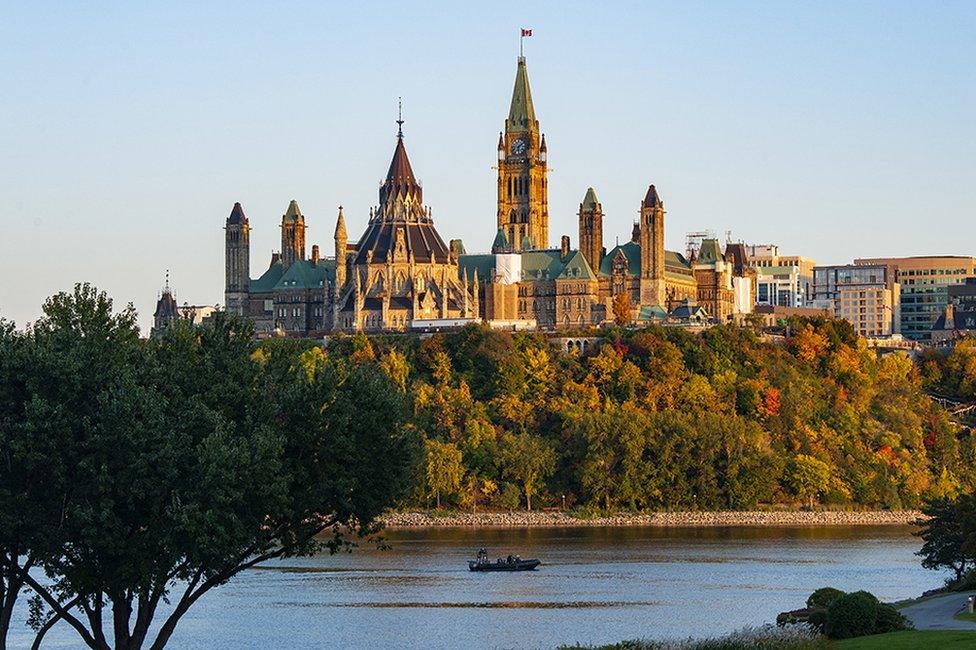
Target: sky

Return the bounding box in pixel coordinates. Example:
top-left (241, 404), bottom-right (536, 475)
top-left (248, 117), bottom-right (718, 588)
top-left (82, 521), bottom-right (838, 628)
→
top-left (1, 1), bottom-right (974, 332)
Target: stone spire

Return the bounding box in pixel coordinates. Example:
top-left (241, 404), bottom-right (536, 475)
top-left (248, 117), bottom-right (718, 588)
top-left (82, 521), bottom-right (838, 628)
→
top-left (507, 56), bottom-right (537, 132)
top-left (334, 206), bottom-right (348, 293)
top-left (643, 184), bottom-right (663, 208)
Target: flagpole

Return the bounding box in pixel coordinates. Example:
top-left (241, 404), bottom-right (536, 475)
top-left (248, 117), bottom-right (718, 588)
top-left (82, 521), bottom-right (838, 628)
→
top-left (519, 30), bottom-right (523, 58)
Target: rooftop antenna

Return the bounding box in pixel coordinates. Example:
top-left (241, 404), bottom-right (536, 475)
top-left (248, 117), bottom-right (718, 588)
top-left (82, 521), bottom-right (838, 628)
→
top-left (396, 97), bottom-right (404, 139)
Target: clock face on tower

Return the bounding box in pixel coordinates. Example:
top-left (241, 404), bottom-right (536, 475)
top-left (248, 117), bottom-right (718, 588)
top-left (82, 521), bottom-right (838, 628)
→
top-left (511, 138), bottom-right (527, 156)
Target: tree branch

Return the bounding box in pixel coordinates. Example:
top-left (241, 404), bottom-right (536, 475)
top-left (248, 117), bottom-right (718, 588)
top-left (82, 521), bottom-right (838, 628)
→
top-left (17, 571), bottom-right (103, 650)
top-left (31, 596), bottom-right (81, 650)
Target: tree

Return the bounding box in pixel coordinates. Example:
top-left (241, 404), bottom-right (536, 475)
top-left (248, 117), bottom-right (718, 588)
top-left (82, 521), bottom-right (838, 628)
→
top-left (424, 439), bottom-right (463, 508)
top-left (612, 292), bottom-right (632, 326)
top-left (499, 432), bottom-right (556, 510)
top-left (786, 454), bottom-right (833, 508)
top-left (6, 288), bottom-right (415, 650)
top-left (915, 496), bottom-right (974, 582)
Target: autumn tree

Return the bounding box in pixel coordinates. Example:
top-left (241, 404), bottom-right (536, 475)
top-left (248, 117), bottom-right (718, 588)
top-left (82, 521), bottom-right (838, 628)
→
top-left (612, 292), bottom-right (632, 326)
top-left (425, 439), bottom-right (464, 508)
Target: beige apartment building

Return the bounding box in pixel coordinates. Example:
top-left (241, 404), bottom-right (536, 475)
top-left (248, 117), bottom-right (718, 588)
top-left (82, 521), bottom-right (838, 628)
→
top-left (854, 256), bottom-right (976, 341)
top-left (813, 264), bottom-right (899, 337)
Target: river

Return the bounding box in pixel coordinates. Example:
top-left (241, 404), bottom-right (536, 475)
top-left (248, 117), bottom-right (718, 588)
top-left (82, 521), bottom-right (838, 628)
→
top-left (9, 525), bottom-right (940, 649)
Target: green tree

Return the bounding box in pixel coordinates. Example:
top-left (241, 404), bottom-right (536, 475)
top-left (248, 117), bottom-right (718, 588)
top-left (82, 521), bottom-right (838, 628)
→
top-left (499, 432), bottom-right (556, 511)
top-left (786, 454), bottom-right (833, 508)
top-left (915, 496), bottom-right (974, 582)
top-left (424, 439), bottom-right (464, 508)
top-left (6, 288), bottom-right (415, 650)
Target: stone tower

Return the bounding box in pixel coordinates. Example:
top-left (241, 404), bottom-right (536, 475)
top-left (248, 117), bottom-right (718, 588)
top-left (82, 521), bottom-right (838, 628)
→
top-left (224, 202), bottom-right (250, 315)
top-left (334, 205), bottom-right (347, 291)
top-left (639, 185), bottom-right (666, 307)
top-left (280, 199), bottom-right (306, 270)
top-left (578, 187), bottom-right (603, 273)
top-left (496, 56), bottom-right (548, 251)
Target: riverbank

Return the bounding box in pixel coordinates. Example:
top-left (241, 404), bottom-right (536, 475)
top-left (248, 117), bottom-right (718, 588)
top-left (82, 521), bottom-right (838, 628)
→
top-left (382, 509), bottom-right (923, 528)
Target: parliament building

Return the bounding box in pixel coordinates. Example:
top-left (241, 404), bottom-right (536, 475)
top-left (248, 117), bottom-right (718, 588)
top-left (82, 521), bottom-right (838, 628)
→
top-left (216, 55), bottom-right (751, 336)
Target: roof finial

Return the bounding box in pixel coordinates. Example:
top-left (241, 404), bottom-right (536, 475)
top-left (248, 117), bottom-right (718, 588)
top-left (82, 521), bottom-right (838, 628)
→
top-left (396, 96), bottom-right (404, 139)
top-left (164, 269), bottom-right (171, 293)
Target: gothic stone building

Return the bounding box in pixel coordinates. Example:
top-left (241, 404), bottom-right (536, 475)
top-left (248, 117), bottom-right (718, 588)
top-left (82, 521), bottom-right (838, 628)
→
top-left (221, 54), bottom-right (745, 336)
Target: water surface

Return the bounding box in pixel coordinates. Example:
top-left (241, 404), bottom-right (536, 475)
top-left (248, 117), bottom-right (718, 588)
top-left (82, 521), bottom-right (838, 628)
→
top-left (11, 525), bottom-right (940, 649)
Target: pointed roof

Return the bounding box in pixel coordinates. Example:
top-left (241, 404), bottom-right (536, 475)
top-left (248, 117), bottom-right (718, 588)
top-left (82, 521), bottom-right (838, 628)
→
top-left (491, 228), bottom-right (510, 252)
top-left (696, 238), bottom-right (723, 265)
top-left (283, 200), bottom-right (303, 223)
top-left (227, 202), bottom-right (247, 225)
top-left (643, 185), bottom-right (663, 208)
top-left (582, 187), bottom-right (600, 211)
top-left (380, 133), bottom-right (423, 205)
top-left (334, 206), bottom-right (347, 239)
top-left (507, 57), bottom-right (537, 132)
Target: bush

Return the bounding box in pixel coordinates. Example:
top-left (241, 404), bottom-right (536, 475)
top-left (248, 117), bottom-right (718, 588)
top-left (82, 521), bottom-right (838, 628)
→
top-left (807, 609), bottom-right (827, 634)
top-left (874, 603), bottom-right (911, 633)
top-left (824, 591), bottom-right (879, 639)
top-left (806, 587), bottom-right (845, 610)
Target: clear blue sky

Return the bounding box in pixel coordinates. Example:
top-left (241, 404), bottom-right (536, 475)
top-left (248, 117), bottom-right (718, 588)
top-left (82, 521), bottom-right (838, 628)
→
top-left (1, 2), bottom-right (974, 332)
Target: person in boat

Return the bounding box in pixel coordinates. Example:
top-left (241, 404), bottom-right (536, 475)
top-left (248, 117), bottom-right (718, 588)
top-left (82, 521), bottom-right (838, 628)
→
top-left (507, 555), bottom-right (513, 564)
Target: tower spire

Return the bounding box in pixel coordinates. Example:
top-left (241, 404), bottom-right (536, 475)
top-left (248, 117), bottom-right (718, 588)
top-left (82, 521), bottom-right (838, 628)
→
top-left (396, 96), bottom-right (404, 139)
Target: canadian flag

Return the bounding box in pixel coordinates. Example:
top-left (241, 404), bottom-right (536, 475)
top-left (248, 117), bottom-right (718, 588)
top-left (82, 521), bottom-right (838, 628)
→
top-left (521, 28), bottom-right (532, 37)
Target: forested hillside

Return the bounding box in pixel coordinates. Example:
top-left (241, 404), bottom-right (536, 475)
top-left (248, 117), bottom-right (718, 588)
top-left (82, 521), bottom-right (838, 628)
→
top-left (271, 319), bottom-right (975, 512)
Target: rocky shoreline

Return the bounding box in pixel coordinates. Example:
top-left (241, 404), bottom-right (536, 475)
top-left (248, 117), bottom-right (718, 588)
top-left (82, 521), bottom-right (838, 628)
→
top-left (382, 510), bottom-right (924, 528)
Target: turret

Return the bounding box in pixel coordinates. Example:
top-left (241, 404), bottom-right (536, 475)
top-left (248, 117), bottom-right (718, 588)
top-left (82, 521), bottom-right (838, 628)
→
top-left (224, 202), bottom-right (250, 315)
top-left (639, 185), bottom-right (666, 307)
top-left (578, 187), bottom-right (603, 273)
top-left (280, 200), bottom-right (306, 270)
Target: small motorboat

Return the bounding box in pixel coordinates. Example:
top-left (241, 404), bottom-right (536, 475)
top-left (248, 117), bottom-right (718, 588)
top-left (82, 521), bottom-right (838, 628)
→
top-left (468, 548), bottom-right (540, 572)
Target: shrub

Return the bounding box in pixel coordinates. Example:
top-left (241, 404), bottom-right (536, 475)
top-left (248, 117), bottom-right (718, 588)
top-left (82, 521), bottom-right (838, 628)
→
top-left (806, 587), bottom-right (845, 610)
top-left (824, 590), bottom-right (880, 639)
top-left (874, 603), bottom-right (911, 633)
top-left (807, 609), bottom-right (827, 634)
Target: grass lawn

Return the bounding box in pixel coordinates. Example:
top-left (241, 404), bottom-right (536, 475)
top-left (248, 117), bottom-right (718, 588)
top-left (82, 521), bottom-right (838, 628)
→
top-left (834, 630), bottom-right (976, 649)
top-left (953, 610), bottom-right (976, 623)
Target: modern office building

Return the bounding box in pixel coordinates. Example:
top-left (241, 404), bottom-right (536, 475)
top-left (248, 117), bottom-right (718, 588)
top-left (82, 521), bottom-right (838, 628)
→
top-left (931, 277), bottom-right (976, 345)
top-left (854, 257), bottom-right (976, 341)
top-left (745, 244), bottom-right (815, 307)
top-left (813, 264), bottom-right (900, 337)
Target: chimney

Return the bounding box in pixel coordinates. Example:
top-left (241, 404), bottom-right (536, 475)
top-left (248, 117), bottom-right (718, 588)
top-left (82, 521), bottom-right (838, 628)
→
top-left (631, 222), bottom-right (640, 244)
top-left (270, 251), bottom-right (281, 266)
top-left (560, 235), bottom-right (570, 262)
top-left (311, 244), bottom-right (320, 264)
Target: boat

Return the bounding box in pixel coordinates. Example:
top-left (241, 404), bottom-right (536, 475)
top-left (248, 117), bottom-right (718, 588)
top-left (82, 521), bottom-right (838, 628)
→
top-left (468, 548), bottom-right (541, 572)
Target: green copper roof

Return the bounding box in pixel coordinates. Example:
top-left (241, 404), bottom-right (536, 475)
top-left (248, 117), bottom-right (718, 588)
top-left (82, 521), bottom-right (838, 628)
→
top-left (458, 254), bottom-right (495, 280)
top-left (492, 228), bottom-right (509, 251)
top-left (250, 262), bottom-right (285, 293)
top-left (249, 259), bottom-right (335, 294)
top-left (582, 187), bottom-right (600, 210)
top-left (520, 234), bottom-right (534, 250)
top-left (600, 242), bottom-right (641, 277)
top-left (557, 250), bottom-right (597, 280)
top-left (638, 305), bottom-right (667, 321)
top-left (599, 243), bottom-right (692, 279)
top-left (274, 259), bottom-right (335, 291)
top-left (283, 199), bottom-right (303, 223)
top-left (696, 239), bottom-right (723, 265)
top-left (507, 57), bottom-right (537, 132)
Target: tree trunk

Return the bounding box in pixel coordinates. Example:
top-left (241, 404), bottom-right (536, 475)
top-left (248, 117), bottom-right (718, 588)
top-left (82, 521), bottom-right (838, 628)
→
top-left (435, 490), bottom-right (440, 509)
top-left (526, 487), bottom-right (532, 512)
top-left (0, 570), bottom-right (24, 650)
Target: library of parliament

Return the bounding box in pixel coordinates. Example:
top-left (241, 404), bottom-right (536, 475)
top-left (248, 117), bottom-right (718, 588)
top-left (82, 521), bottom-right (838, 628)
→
top-left (211, 55), bottom-right (750, 336)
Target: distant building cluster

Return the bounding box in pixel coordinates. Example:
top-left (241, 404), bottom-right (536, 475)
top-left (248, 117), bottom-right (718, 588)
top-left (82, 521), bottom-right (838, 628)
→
top-left (153, 54), bottom-right (976, 347)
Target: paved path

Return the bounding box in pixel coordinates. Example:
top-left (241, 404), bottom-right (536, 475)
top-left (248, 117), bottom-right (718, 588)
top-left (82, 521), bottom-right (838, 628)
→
top-left (902, 590), bottom-right (976, 630)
